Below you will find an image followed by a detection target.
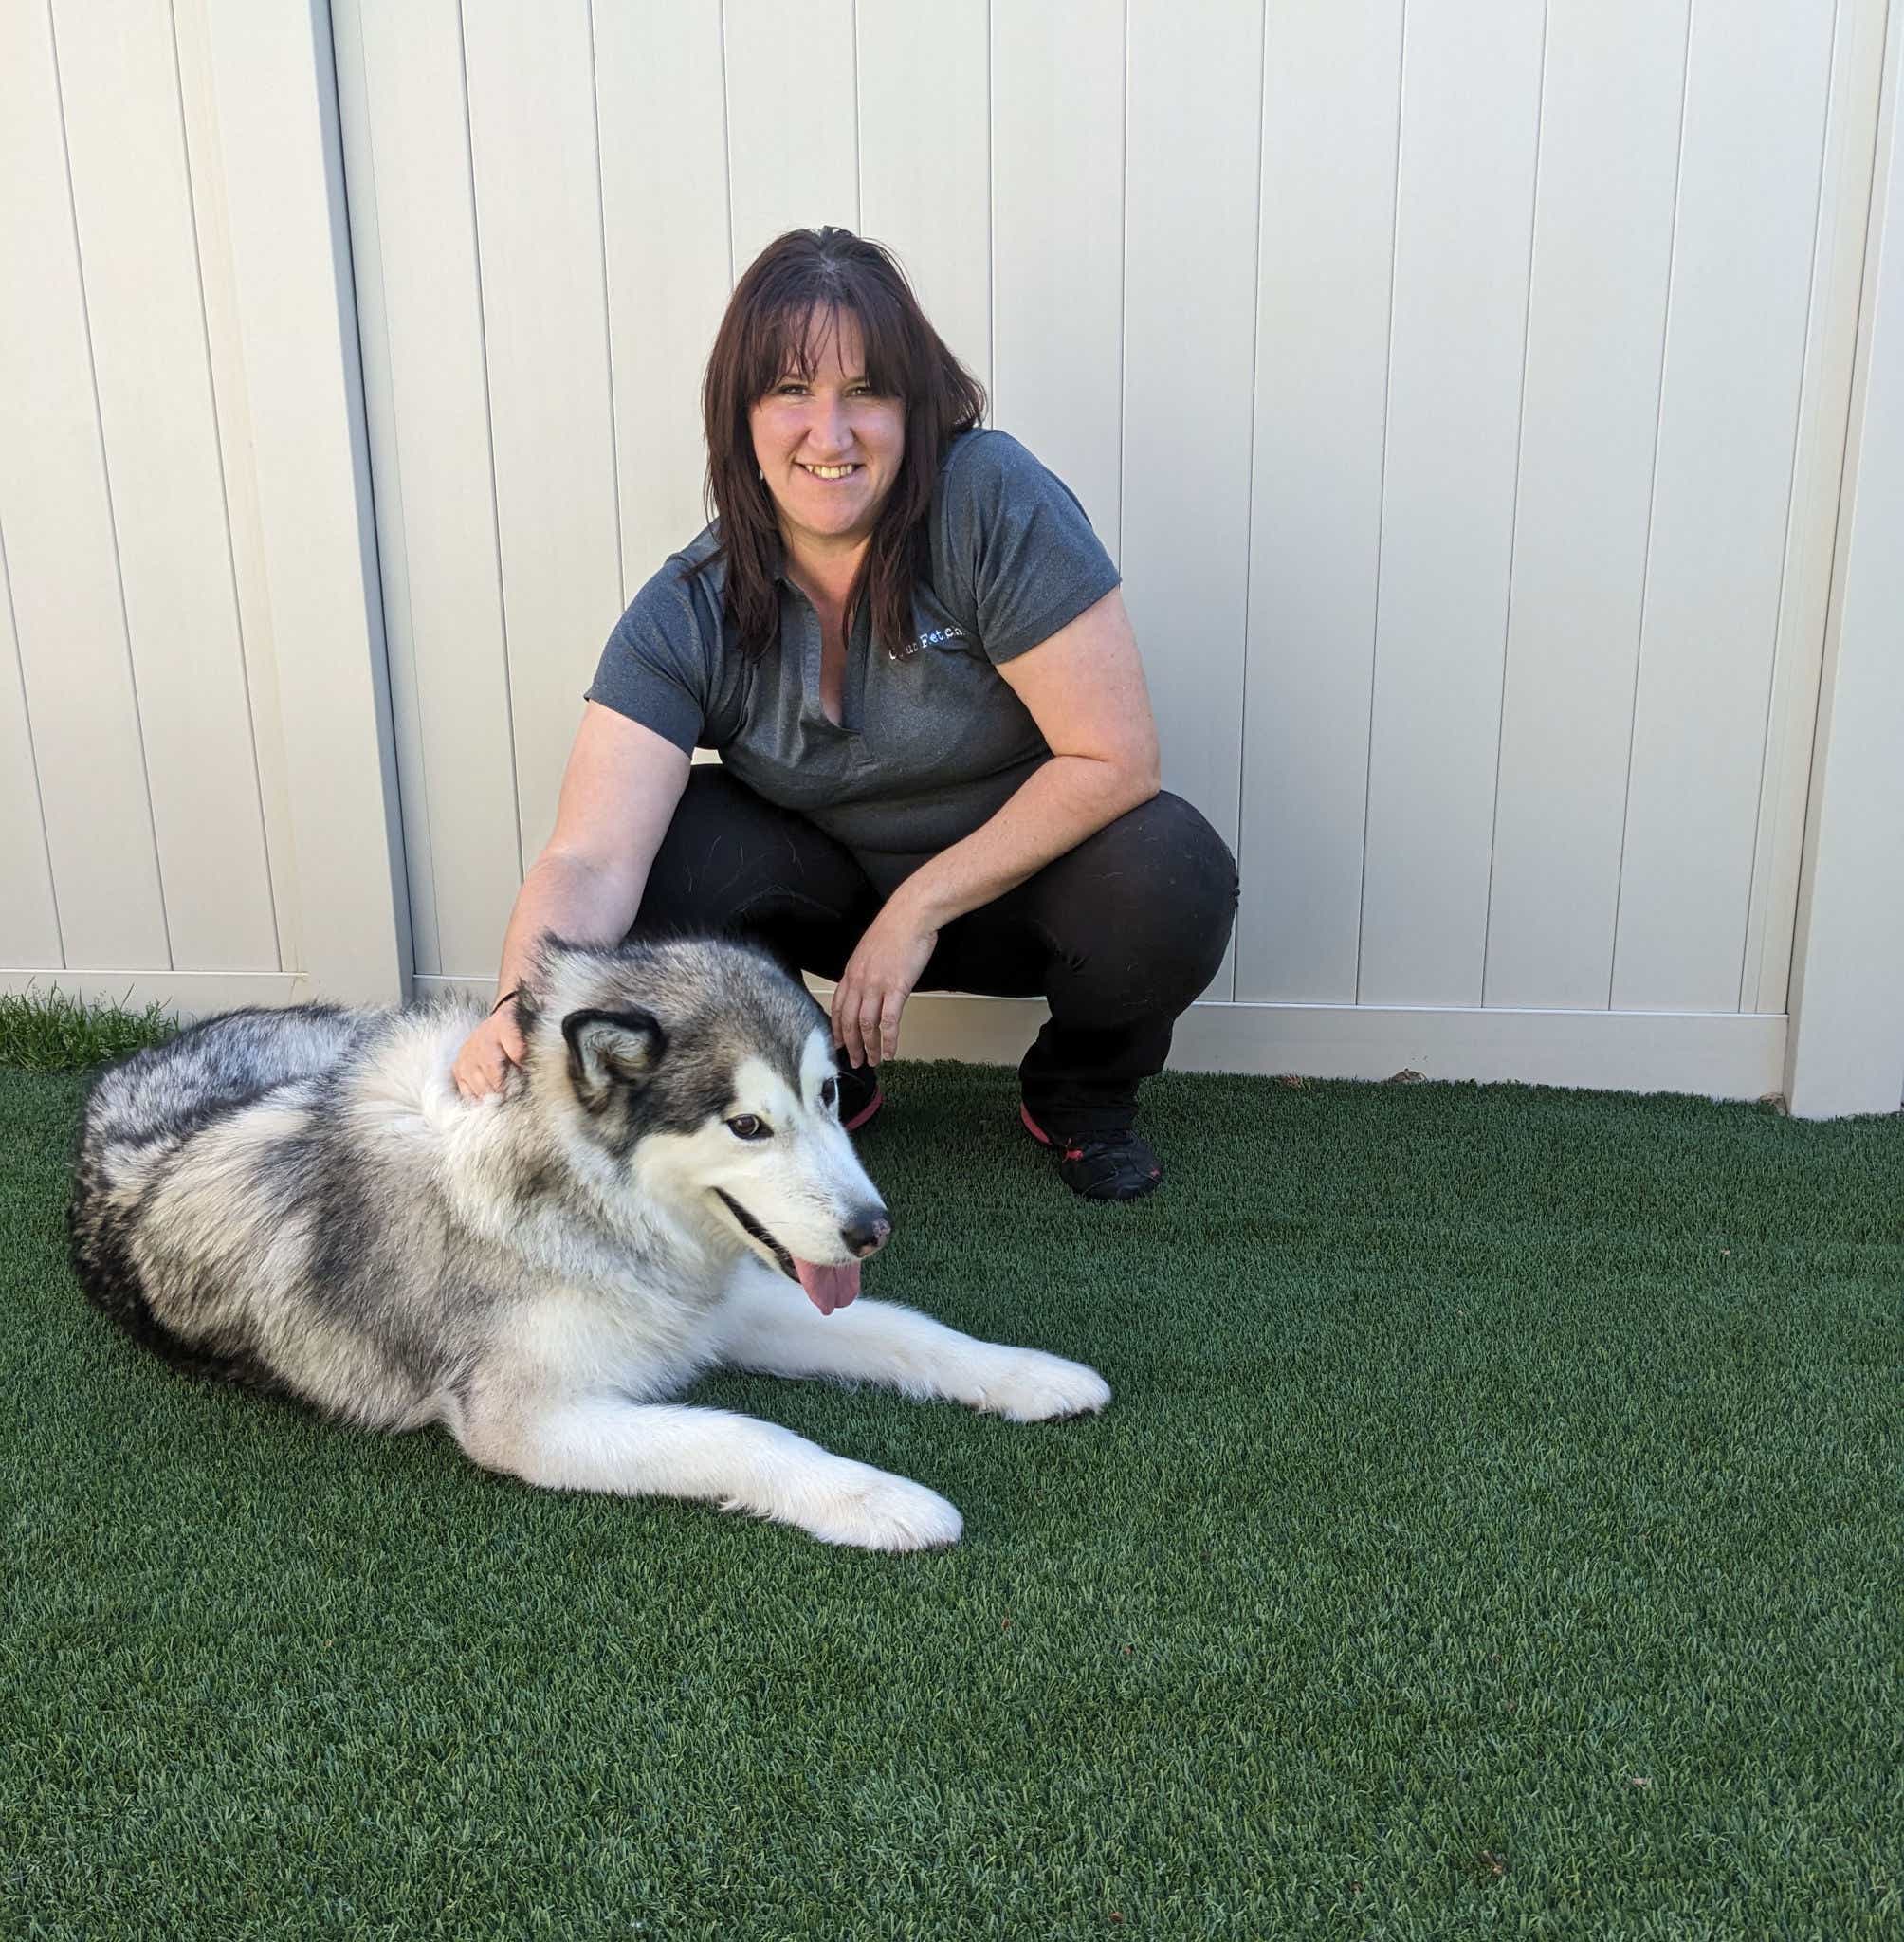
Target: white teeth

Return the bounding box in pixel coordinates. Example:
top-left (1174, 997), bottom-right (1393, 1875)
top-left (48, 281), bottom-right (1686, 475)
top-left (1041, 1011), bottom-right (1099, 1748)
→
top-left (803, 464), bottom-right (858, 480)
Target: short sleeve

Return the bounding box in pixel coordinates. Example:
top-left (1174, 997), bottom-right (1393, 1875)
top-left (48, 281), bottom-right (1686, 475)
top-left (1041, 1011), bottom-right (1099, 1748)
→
top-left (938, 431), bottom-right (1122, 664)
top-left (585, 559), bottom-right (715, 755)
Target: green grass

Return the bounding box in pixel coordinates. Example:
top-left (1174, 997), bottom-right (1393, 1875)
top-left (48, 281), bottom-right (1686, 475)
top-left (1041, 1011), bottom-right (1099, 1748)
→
top-left (3, 1056), bottom-right (1900, 1939)
top-left (0, 985), bottom-right (176, 1071)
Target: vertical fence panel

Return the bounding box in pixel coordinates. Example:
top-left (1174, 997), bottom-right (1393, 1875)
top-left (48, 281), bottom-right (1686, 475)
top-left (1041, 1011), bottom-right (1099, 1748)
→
top-left (57, 0), bottom-right (279, 973)
top-left (1357, 0), bottom-right (1546, 1007)
top-left (723, 0), bottom-right (860, 273)
top-left (1121, 0), bottom-right (1264, 996)
top-left (1236, 0), bottom-right (1402, 1004)
top-left (172, 0), bottom-right (303, 977)
top-left (0, 1), bottom-right (169, 970)
top-left (989, 0), bottom-right (1125, 558)
top-left (463, 0), bottom-right (623, 866)
top-left (0, 544), bottom-right (62, 965)
top-left (1482, 0), bottom-right (1688, 1009)
top-left (856, 0), bottom-right (992, 395)
top-left (596, 0), bottom-right (733, 629)
top-left (1612, 0), bottom-right (1836, 1012)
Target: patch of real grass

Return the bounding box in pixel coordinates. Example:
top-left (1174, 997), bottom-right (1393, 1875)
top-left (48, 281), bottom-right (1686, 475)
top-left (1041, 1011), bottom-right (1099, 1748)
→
top-left (0, 986), bottom-right (177, 1072)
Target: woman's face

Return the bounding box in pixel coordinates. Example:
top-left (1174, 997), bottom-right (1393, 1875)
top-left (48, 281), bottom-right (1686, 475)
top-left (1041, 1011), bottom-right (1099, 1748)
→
top-left (749, 309), bottom-right (906, 560)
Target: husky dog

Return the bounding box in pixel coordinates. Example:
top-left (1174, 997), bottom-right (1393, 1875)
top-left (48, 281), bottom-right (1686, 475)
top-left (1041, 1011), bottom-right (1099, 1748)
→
top-left (68, 937), bottom-right (1109, 1550)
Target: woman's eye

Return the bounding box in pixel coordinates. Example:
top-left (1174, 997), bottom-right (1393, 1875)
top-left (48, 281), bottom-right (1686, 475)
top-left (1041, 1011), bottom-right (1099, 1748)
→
top-left (820, 1078), bottom-right (838, 1110)
top-left (726, 1115), bottom-right (770, 1141)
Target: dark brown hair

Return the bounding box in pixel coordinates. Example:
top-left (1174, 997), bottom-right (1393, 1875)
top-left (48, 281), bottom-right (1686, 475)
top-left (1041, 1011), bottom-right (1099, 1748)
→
top-left (696, 227), bottom-right (987, 660)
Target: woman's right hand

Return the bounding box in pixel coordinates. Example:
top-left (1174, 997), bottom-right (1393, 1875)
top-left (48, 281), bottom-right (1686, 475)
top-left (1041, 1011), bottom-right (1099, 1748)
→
top-left (449, 703), bottom-right (689, 1106)
top-left (452, 1003), bottom-right (525, 1102)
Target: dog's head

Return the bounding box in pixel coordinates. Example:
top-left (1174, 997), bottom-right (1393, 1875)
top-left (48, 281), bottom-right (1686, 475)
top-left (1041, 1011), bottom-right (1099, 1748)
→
top-left (520, 937), bottom-right (888, 1311)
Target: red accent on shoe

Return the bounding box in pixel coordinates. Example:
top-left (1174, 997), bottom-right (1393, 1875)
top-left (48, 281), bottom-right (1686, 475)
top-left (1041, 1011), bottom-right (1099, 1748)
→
top-left (843, 1086), bottom-right (884, 1133)
top-left (1023, 1107), bottom-right (1164, 1201)
top-left (1022, 1104), bottom-right (1085, 1161)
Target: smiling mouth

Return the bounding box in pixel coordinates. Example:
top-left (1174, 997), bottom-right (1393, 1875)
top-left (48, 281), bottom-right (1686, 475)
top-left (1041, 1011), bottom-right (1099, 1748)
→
top-left (713, 1189), bottom-right (797, 1280)
top-left (799, 462), bottom-right (861, 481)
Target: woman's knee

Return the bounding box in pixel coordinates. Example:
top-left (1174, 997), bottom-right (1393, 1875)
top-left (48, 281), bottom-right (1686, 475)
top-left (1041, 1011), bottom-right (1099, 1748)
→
top-left (1037, 791), bottom-right (1238, 1007)
top-left (1118, 791), bottom-right (1237, 902)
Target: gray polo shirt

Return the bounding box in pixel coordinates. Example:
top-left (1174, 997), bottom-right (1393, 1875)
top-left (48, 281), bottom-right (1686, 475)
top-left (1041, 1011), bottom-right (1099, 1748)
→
top-left (586, 429), bottom-right (1121, 892)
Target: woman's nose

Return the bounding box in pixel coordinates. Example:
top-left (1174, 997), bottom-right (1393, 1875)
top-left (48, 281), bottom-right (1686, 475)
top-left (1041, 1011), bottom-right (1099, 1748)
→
top-left (804, 397), bottom-right (852, 455)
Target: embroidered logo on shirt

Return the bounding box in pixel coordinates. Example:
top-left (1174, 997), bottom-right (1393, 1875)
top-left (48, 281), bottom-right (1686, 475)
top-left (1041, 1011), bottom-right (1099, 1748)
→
top-left (889, 623), bottom-right (968, 662)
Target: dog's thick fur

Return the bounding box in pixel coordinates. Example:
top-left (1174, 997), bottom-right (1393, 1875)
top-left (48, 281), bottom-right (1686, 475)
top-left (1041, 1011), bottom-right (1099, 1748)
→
top-left (68, 938), bottom-right (1108, 1550)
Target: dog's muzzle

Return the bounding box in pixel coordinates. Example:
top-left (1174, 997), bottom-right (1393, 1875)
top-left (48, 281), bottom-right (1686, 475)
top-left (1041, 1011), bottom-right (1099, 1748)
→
top-left (713, 1192), bottom-right (890, 1315)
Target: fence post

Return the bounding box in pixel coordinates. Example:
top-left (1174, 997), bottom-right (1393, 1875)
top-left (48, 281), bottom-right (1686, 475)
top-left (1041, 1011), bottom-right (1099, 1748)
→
top-left (198, 0), bottom-right (410, 1005)
top-left (1786, 5), bottom-right (1904, 1118)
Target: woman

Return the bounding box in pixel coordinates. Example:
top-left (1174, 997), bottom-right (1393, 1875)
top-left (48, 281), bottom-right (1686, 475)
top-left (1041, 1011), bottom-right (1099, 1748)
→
top-left (452, 227), bottom-right (1236, 1200)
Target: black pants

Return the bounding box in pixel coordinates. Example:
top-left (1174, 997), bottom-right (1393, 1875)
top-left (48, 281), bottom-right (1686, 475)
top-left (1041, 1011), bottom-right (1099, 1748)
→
top-left (630, 765), bottom-right (1238, 1135)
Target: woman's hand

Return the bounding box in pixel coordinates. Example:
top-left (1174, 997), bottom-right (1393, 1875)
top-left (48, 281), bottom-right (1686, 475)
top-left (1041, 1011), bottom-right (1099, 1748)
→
top-left (832, 901), bottom-right (939, 1069)
top-left (452, 1002), bottom-right (525, 1102)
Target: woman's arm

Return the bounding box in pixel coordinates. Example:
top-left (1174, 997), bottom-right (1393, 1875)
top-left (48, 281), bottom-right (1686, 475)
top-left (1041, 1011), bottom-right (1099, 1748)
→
top-left (830, 587), bottom-right (1162, 1067)
top-left (901, 587), bottom-right (1160, 926)
top-left (453, 702), bottom-right (690, 1098)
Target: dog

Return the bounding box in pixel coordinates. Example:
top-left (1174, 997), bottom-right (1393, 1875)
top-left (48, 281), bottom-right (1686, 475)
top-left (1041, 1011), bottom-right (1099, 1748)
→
top-left (67, 936), bottom-right (1109, 1550)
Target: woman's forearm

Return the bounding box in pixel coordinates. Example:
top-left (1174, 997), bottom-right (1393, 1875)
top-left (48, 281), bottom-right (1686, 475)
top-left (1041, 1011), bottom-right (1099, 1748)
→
top-left (890, 755), bottom-right (1158, 934)
top-left (493, 851), bottom-right (646, 997)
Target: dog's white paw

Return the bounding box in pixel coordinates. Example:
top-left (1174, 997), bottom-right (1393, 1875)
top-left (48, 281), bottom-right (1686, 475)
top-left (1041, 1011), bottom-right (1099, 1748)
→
top-left (793, 1463), bottom-right (963, 1552)
top-left (966, 1347), bottom-right (1112, 1423)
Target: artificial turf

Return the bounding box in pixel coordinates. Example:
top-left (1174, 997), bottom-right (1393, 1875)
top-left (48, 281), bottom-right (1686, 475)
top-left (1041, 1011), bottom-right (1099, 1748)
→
top-left (2, 1057), bottom-right (1899, 1938)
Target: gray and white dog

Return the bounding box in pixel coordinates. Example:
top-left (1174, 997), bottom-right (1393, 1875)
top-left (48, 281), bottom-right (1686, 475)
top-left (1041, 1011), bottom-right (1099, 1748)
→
top-left (68, 936), bottom-right (1109, 1550)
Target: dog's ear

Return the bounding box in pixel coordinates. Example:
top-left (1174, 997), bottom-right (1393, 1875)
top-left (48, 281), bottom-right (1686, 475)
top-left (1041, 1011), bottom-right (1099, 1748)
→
top-left (561, 1007), bottom-right (666, 1113)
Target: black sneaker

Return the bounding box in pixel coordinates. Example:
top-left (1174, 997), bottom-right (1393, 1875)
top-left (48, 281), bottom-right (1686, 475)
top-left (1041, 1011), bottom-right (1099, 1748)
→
top-left (1019, 1104), bottom-right (1163, 1201)
top-left (835, 1053), bottom-right (884, 1132)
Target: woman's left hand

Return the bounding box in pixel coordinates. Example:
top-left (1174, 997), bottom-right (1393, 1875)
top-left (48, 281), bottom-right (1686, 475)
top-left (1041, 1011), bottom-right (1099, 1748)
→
top-left (833, 900), bottom-right (939, 1069)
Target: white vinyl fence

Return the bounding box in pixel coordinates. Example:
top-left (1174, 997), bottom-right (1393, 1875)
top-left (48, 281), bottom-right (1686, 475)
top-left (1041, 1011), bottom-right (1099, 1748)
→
top-left (3, 0), bottom-right (1901, 1116)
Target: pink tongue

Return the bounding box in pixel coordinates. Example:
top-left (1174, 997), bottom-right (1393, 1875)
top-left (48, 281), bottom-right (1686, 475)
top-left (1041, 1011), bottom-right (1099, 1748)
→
top-left (795, 1257), bottom-right (861, 1314)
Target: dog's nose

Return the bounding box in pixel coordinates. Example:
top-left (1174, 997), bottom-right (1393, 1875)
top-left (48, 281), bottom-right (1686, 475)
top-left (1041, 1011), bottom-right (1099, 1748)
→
top-left (841, 1211), bottom-right (891, 1258)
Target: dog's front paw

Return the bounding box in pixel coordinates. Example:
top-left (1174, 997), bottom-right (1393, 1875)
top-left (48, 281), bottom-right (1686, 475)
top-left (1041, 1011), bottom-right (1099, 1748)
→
top-left (966, 1347), bottom-right (1111, 1423)
top-left (793, 1463), bottom-right (963, 1552)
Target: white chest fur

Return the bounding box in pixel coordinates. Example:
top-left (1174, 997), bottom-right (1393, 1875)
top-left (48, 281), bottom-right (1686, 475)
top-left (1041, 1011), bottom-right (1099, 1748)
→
top-left (501, 1268), bottom-right (729, 1405)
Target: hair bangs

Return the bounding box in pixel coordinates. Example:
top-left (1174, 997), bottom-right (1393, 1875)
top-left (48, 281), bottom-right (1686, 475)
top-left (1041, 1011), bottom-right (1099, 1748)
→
top-left (752, 285), bottom-right (911, 401)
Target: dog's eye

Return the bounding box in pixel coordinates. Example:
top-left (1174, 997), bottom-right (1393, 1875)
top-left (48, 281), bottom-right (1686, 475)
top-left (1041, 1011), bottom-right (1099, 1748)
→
top-left (820, 1078), bottom-right (837, 1110)
top-left (725, 1115), bottom-right (770, 1141)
